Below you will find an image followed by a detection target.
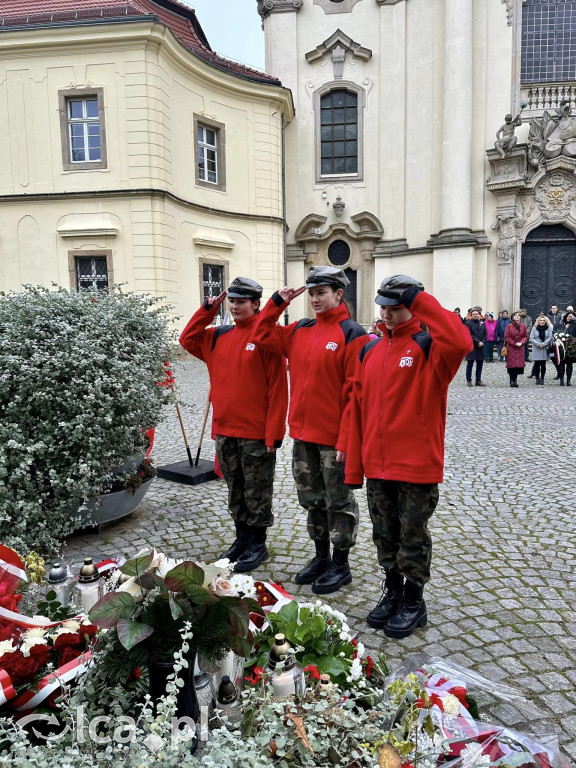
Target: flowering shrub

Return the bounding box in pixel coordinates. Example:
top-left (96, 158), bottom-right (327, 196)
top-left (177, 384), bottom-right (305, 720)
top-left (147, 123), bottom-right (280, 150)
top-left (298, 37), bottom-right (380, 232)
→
top-left (0, 285), bottom-right (174, 555)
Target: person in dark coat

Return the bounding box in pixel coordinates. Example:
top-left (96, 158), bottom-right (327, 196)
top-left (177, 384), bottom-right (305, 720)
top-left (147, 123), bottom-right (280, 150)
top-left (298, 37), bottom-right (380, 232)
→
top-left (496, 310), bottom-right (511, 361)
top-left (464, 308), bottom-right (487, 386)
top-left (504, 312), bottom-right (528, 387)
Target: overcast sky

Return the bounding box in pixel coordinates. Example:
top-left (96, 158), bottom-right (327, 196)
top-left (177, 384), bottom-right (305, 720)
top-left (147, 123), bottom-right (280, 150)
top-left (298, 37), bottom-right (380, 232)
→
top-left (183, 0), bottom-right (266, 72)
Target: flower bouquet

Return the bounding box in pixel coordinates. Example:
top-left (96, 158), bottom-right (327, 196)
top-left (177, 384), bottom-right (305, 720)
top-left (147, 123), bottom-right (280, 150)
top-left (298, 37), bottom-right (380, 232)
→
top-left (89, 550), bottom-right (265, 680)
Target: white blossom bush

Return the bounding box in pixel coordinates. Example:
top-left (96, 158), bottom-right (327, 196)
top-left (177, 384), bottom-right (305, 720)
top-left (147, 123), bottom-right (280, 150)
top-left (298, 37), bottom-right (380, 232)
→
top-left (0, 285), bottom-right (174, 555)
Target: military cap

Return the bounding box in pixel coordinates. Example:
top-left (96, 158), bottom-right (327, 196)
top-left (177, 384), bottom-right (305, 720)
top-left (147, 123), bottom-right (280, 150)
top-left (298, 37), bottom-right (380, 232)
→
top-left (375, 274), bottom-right (424, 306)
top-left (306, 265), bottom-right (350, 289)
top-left (227, 277), bottom-right (263, 299)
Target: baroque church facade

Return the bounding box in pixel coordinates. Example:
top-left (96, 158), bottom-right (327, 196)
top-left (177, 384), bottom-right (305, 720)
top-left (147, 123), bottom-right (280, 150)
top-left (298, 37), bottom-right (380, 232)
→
top-left (258, 0), bottom-right (576, 323)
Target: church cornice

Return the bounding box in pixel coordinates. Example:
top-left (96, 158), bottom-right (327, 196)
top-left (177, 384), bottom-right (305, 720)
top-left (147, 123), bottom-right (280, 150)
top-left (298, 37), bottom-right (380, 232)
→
top-left (256, 0), bottom-right (303, 19)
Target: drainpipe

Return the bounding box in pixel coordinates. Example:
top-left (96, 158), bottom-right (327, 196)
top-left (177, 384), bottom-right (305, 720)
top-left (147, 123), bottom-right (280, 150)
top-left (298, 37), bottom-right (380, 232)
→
top-left (282, 111), bottom-right (289, 326)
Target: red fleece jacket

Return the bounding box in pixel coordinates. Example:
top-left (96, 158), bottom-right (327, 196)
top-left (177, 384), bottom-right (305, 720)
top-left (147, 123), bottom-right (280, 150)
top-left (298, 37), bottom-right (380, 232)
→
top-left (345, 292), bottom-right (473, 485)
top-left (179, 303), bottom-right (288, 447)
top-left (253, 293), bottom-right (368, 450)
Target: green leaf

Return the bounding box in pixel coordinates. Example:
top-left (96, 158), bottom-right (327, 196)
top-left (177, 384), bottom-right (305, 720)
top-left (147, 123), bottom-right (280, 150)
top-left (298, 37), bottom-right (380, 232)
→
top-left (275, 600), bottom-right (299, 624)
top-left (163, 561), bottom-right (206, 594)
top-left (89, 592), bottom-right (136, 628)
top-left (117, 618), bottom-right (154, 650)
top-left (243, 597), bottom-right (265, 618)
top-left (137, 571), bottom-right (165, 591)
top-left (317, 655), bottom-right (346, 678)
top-left (227, 634), bottom-right (253, 658)
top-left (219, 596), bottom-right (251, 636)
top-left (169, 593), bottom-right (184, 620)
top-left (119, 550), bottom-right (155, 577)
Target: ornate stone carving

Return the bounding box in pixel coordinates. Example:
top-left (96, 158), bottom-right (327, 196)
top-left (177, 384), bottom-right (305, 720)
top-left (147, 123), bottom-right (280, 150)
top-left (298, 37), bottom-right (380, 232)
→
top-left (528, 102), bottom-right (576, 169)
top-left (313, 0), bottom-right (363, 15)
top-left (534, 172), bottom-right (576, 220)
top-left (333, 196), bottom-right (345, 218)
top-left (256, 0), bottom-right (303, 19)
top-left (332, 45), bottom-right (346, 79)
top-left (494, 111), bottom-right (523, 159)
top-left (305, 30), bottom-right (372, 65)
top-left (491, 212), bottom-right (522, 265)
top-left (501, 0), bottom-right (513, 26)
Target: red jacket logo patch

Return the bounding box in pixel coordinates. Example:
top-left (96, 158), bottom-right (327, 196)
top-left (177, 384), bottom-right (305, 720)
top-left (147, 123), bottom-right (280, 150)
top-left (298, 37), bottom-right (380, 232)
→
top-left (325, 342), bottom-right (339, 351)
top-left (245, 343), bottom-right (256, 351)
top-left (399, 356), bottom-right (413, 367)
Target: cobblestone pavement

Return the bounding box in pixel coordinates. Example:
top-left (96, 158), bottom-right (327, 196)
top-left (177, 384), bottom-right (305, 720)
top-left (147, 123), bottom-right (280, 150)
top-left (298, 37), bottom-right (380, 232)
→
top-left (65, 357), bottom-right (576, 761)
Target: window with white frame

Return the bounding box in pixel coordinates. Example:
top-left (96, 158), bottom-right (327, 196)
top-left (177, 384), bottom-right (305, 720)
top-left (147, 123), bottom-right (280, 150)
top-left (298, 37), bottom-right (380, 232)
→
top-left (59, 88), bottom-right (107, 171)
top-left (194, 115), bottom-right (226, 191)
top-left (198, 125), bottom-right (218, 184)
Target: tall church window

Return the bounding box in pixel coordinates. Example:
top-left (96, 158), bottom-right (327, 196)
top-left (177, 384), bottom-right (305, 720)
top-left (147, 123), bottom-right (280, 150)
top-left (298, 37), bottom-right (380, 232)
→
top-left (320, 90), bottom-right (358, 175)
top-left (315, 84), bottom-right (364, 182)
top-left (522, 0), bottom-right (576, 83)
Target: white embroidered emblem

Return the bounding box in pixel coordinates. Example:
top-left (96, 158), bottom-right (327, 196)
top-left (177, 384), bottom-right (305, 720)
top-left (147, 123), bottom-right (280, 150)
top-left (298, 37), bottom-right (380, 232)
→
top-left (325, 342), bottom-right (339, 351)
top-left (245, 343), bottom-right (256, 351)
top-left (399, 356), bottom-right (413, 367)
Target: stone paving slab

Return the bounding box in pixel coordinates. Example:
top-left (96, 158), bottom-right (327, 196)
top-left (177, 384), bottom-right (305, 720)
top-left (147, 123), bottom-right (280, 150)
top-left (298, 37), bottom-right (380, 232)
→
top-left (64, 357), bottom-right (576, 761)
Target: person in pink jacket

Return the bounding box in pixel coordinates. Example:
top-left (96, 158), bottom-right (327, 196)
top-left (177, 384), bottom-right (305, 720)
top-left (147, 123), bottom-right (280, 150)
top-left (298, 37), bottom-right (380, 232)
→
top-left (484, 312), bottom-right (498, 362)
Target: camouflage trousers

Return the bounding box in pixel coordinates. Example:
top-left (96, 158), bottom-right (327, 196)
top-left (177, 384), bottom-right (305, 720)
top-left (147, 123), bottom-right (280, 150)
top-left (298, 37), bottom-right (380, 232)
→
top-left (292, 440), bottom-right (359, 550)
top-left (366, 479), bottom-right (439, 587)
top-left (215, 436), bottom-right (276, 528)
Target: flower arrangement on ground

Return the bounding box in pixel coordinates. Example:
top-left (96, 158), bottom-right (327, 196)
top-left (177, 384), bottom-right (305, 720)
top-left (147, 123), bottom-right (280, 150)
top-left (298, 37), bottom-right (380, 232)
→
top-left (0, 285), bottom-right (174, 556)
top-left (89, 550), bottom-right (264, 680)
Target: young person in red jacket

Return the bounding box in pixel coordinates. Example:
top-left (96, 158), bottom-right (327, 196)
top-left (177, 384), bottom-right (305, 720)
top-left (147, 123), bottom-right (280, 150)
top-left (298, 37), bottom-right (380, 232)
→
top-left (253, 266), bottom-right (368, 594)
top-left (345, 275), bottom-right (472, 638)
top-left (179, 277), bottom-right (288, 573)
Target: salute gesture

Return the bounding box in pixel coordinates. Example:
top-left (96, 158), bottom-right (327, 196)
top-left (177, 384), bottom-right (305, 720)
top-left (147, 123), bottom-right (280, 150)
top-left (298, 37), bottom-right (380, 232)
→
top-left (277, 286), bottom-right (306, 304)
top-left (206, 290), bottom-right (227, 309)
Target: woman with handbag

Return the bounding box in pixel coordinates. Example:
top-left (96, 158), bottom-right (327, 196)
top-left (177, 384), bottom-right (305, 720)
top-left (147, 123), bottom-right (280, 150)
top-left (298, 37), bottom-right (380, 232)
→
top-left (504, 312), bottom-right (528, 387)
top-left (529, 316), bottom-right (553, 385)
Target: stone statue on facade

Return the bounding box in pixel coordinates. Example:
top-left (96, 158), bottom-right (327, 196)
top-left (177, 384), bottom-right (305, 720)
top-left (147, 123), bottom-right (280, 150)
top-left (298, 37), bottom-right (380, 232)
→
top-left (528, 101), bottom-right (576, 167)
top-left (491, 213), bottom-right (519, 263)
top-left (494, 111), bottom-right (523, 159)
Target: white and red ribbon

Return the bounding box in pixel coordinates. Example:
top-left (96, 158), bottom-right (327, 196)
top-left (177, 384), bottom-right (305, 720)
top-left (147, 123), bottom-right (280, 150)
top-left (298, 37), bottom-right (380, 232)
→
top-left (10, 651), bottom-right (92, 712)
top-left (0, 668), bottom-right (16, 706)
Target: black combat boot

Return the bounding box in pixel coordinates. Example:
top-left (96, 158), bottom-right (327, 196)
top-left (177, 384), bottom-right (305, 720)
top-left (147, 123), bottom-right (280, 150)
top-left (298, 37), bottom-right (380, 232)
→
top-left (221, 521), bottom-right (250, 561)
top-left (234, 527), bottom-right (269, 572)
top-left (366, 568), bottom-right (404, 629)
top-left (560, 377), bottom-right (565, 386)
top-left (312, 548), bottom-right (352, 594)
top-left (383, 580), bottom-right (427, 638)
top-left (294, 540), bottom-right (331, 585)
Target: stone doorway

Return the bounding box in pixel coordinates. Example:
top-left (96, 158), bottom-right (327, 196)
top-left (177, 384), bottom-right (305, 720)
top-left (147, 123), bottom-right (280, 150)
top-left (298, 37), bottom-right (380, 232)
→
top-left (520, 224), bottom-right (576, 315)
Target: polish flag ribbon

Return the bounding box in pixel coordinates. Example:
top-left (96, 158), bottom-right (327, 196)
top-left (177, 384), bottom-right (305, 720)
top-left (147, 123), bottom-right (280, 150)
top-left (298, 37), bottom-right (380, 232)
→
top-left (0, 545), bottom-right (27, 584)
top-left (0, 669), bottom-right (16, 706)
top-left (10, 652), bottom-right (93, 712)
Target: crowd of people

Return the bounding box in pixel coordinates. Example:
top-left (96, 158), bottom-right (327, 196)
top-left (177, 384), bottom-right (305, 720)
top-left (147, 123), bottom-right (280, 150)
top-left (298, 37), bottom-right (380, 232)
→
top-left (455, 304), bottom-right (576, 387)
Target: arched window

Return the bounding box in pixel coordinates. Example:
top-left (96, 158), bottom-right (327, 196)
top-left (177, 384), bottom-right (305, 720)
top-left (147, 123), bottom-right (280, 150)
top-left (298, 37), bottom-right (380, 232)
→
top-left (320, 90), bottom-right (358, 175)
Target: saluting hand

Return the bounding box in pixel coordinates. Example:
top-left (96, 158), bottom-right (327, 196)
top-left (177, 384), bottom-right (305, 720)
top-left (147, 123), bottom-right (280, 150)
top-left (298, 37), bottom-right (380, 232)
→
top-left (278, 286), bottom-right (306, 304)
top-left (206, 291), bottom-right (227, 308)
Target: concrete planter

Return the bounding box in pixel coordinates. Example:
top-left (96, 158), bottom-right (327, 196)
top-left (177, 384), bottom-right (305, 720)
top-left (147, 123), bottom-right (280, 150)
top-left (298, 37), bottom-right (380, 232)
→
top-left (78, 477), bottom-right (154, 526)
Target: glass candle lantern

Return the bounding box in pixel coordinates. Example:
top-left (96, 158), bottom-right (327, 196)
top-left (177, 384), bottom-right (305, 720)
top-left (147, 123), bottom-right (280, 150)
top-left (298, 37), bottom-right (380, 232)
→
top-left (47, 562), bottom-right (73, 607)
top-left (266, 633), bottom-right (305, 699)
top-left (75, 557), bottom-right (103, 614)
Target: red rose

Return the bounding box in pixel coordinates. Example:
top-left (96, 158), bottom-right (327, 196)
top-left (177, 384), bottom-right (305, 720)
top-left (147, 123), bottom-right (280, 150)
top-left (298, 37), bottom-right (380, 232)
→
top-left (128, 666), bottom-right (141, 682)
top-left (59, 647), bottom-right (84, 666)
top-left (0, 621), bottom-right (17, 642)
top-left (0, 594), bottom-right (22, 613)
top-left (53, 633), bottom-right (82, 654)
top-left (29, 644), bottom-right (52, 669)
top-left (79, 624), bottom-right (98, 641)
top-left (3, 651), bottom-right (38, 686)
top-left (364, 655), bottom-right (374, 679)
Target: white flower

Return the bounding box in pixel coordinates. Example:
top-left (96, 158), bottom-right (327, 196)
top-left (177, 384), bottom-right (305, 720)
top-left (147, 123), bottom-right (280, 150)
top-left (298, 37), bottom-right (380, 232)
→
top-left (356, 641), bottom-right (365, 659)
top-left (229, 574), bottom-right (255, 596)
top-left (349, 657), bottom-right (362, 680)
top-left (20, 637), bottom-right (48, 657)
top-left (209, 576), bottom-right (237, 597)
top-left (0, 640), bottom-right (17, 655)
top-left (460, 743), bottom-right (491, 768)
top-left (117, 576), bottom-right (146, 602)
top-left (22, 628), bottom-right (47, 640)
top-left (61, 620), bottom-right (81, 633)
top-left (156, 557), bottom-right (182, 579)
top-left (442, 693), bottom-right (461, 716)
